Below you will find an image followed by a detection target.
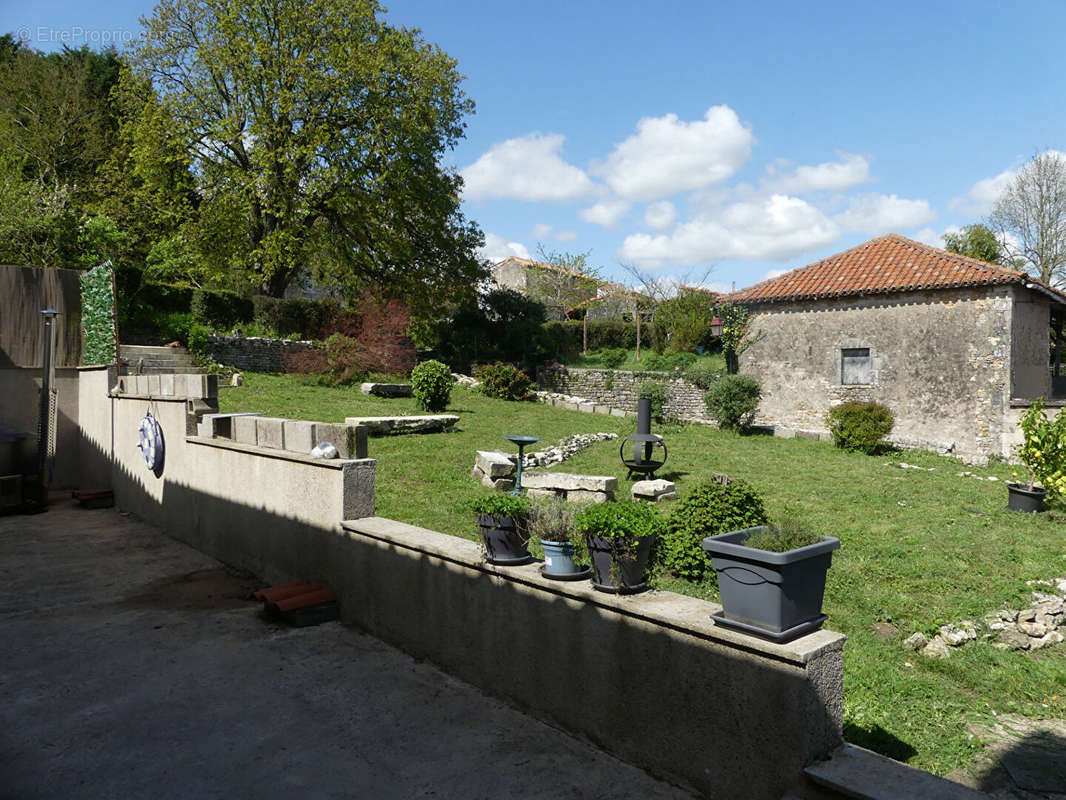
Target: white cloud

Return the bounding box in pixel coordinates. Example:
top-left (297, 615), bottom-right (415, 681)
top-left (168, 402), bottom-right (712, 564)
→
top-left (579, 199), bottom-right (630, 228)
top-left (644, 201), bottom-right (677, 231)
top-left (950, 150), bottom-right (1066, 214)
top-left (555, 230), bottom-right (578, 242)
top-left (760, 267), bottom-right (789, 281)
top-left (765, 153), bottom-right (870, 194)
top-left (596, 105), bottom-right (754, 201)
top-left (618, 194), bottom-right (839, 268)
top-left (531, 223), bottom-right (553, 239)
top-left (834, 193), bottom-right (936, 234)
top-left (950, 169), bottom-right (1016, 215)
top-left (911, 226), bottom-right (955, 248)
top-left (478, 233), bottom-right (530, 263)
top-left (460, 133), bottom-right (595, 202)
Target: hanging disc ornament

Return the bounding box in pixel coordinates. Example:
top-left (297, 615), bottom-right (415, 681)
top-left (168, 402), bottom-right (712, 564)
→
top-left (137, 411), bottom-right (165, 472)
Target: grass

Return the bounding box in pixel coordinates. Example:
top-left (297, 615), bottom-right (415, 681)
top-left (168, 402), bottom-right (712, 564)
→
top-left (562, 347), bottom-right (726, 374)
top-left (220, 372), bottom-right (1066, 776)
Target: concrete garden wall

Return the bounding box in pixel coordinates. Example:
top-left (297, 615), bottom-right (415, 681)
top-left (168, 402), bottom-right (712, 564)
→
top-left (71, 368), bottom-right (847, 797)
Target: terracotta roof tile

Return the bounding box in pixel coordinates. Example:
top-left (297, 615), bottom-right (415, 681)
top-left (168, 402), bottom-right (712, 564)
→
top-left (731, 234), bottom-right (1066, 304)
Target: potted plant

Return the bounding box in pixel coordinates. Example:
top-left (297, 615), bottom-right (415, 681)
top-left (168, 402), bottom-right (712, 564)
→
top-left (702, 518), bottom-right (839, 642)
top-left (528, 496), bottom-right (590, 580)
top-left (1010, 398), bottom-right (1066, 513)
top-left (471, 494), bottom-right (532, 564)
top-left (575, 501), bottom-right (664, 594)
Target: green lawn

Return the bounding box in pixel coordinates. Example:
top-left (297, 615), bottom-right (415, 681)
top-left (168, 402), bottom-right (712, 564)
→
top-left (220, 372), bottom-right (1066, 776)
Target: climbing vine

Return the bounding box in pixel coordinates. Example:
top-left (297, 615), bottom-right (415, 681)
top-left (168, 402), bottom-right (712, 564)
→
top-left (80, 262), bottom-right (117, 365)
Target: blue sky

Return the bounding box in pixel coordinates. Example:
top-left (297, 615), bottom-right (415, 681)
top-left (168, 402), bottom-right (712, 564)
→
top-left (6, 0), bottom-right (1066, 291)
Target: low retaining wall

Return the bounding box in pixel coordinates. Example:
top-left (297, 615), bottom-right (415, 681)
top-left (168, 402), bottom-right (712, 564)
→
top-left (206, 334), bottom-right (319, 373)
top-left (341, 516), bottom-right (845, 799)
top-left (537, 365), bottom-right (711, 421)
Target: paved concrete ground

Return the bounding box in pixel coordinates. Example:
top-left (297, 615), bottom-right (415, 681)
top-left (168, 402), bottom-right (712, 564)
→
top-left (0, 498), bottom-right (692, 799)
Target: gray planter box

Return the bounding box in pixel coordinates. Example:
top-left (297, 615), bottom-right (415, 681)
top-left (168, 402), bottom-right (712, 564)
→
top-left (703, 527), bottom-right (840, 642)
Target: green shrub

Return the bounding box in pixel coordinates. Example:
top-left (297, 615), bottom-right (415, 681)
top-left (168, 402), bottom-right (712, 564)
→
top-left (186, 323), bottom-right (211, 361)
top-left (638, 380), bottom-right (672, 423)
top-left (470, 493), bottom-right (530, 517)
top-left (541, 319), bottom-right (638, 357)
top-left (641, 350), bottom-right (686, 371)
top-left (600, 347), bottom-right (628, 369)
top-left (743, 517), bottom-right (821, 553)
top-left (659, 480), bottom-right (767, 580)
top-left (685, 363), bottom-right (721, 391)
top-left (411, 359), bottom-right (453, 411)
top-left (826, 401), bottom-right (894, 454)
top-left (251, 295), bottom-right (324, 339)
top-left (1016, 398), bottom-right (1066, 496)
top-left (191, 288), bottom-right (254, 330)
top-left (476, 362), bottom-right (533, 401)
top-left (703, 374), bottom-right (761, 431)
top-left (575, 501), bottom-right (665, 553)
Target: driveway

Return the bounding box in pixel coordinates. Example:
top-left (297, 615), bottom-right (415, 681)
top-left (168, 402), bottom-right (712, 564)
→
top-left (0, 498), bottom-right (691, 799)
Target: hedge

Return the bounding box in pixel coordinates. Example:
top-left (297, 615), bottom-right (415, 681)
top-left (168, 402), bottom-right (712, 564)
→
top-left (79, 263), bottom-right (117, 366)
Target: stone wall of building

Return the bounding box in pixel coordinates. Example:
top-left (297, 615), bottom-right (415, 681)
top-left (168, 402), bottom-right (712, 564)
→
top-left (206, 335), bottom-right (319, 373)
top-left (537, 365), bottom-right (711, 422)
top-left (740, 286), bottom-right (1018, 463)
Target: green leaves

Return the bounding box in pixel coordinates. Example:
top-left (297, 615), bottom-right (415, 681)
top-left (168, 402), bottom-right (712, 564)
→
top-left (79, 263), bottom-right (116, 366)
top-left (1018, 398), bottom-right (1066, 496)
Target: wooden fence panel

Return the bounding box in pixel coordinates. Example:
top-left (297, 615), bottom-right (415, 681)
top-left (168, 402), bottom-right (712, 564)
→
top-left (0, 265), bottom-right (83, 368)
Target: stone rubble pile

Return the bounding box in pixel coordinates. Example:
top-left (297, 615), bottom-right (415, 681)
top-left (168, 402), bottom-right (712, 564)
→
top-left (452, 373), bottom-right (480, 388)
top-left (471, 432), bottom-right (619, 490)
top-left (904, 577), bottom-right (1066, 658)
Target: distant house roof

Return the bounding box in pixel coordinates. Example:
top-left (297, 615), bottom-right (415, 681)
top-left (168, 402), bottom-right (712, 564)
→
top-left (731, 234), bottom-right (1066, 306)
top-left (492, 256), bottom-right (606, 284)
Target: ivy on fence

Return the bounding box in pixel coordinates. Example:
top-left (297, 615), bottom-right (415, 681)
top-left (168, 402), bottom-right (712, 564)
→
top-left (80, 262), bottom-right (117, 366)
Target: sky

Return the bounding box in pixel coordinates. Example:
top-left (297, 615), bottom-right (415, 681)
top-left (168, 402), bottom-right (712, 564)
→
top-left (5, 0), bottom-right (1066, 292)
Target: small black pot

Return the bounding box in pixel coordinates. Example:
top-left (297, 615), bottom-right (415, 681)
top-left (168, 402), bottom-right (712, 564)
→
top-left (587, 534), bottom-right (655, 594)
top-left (1007, 483), bottom-right (1047, 513)
top-left (476, 513), bottom-right (531, 564)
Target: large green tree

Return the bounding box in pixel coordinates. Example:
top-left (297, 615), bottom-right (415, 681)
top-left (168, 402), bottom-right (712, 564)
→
top-left (943, 223), bottom-right (1004, 265)
top-left (131, 0), bottom-right (485, 301)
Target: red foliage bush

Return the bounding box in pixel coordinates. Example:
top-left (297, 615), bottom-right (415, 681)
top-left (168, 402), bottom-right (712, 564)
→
top-left (286, 291), bottom-right (414, 383)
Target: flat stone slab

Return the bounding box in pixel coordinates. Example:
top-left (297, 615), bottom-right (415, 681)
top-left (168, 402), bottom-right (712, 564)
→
top-left (475, 450), bottom-right (516, 479)
top-left (948, 714), bottom-right (1066, 796)
top-left (522, 472), bottom-right (617, 492)
top-left (345, 415), bottom-right (458, 436)
top-left (632, 479), bottom-right (676, 499)
top-left (806, 744), bottom-right (987, 800)
top-left (359, 383), bottom-right (413, 398)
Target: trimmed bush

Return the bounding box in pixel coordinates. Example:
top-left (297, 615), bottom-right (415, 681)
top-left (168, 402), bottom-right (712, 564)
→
top-left (684, 363), bottom-right (721, 391)
top-left (252, 295), bottom-right (324, 339)
top-left (638, 380), bottom-right (672, 424)
top-left (826, 401), bottom-right (894, 454)
top-left (703, 374), bottom-right (761, 431)
top-left (641, 350), bottom-right (686, 372)
top-left (191, 288), bottom-right (254, 331)
top-left (541, 319), bottom-right (638, 357)
top-left (600, 347), bottom-right (628, 369)
top-left (476, 362), bottom-right (534, 401)
top-left (658, 480), bottom-right (768, 580)
top-left (79, 263), bottom-right (116, 366)
top-left (411, 359), bottom-right (453, 411)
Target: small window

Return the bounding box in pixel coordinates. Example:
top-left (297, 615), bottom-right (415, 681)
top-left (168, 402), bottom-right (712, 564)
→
top-left (841, 348), bottom-right (871, 385)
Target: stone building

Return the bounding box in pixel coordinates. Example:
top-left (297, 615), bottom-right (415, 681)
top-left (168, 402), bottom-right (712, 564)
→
top-left (490, 257), bottom-right (610, 319)
top-left (732, 234), bottom-right (1066, 463)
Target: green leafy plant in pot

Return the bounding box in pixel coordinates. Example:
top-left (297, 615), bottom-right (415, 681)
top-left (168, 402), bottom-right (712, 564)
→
top-left (528, 496), bottom-right (590, 580)
top-left (702, 516), bottom-right (839, 643)
top-left (575, 501), bottom-right (664, 594)
top-left (471, 494), bottom-right (532, 565)
top-left (1010, 398), bottom-right (1066, 512)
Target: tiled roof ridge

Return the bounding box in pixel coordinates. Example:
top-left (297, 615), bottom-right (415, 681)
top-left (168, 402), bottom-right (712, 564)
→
top-left (492, 256), bottom-right (605, 283)
top-left (729, 234), bottom-right (1055, 304)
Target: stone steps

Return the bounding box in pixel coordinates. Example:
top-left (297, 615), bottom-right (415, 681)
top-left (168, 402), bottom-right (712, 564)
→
top-left (119, 344), bottom-right (206, 374)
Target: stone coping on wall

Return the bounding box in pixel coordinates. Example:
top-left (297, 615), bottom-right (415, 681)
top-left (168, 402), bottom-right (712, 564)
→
top-left (187, 435), bottom-right (375, 471)
top-left (341, 515), bottom-right (845, 667)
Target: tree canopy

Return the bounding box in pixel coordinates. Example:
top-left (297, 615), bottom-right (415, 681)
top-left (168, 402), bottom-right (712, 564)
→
top-left (988, 151), bottom-right (1066, 287)
top-left (943, 223), bottom-right (1004, 265)
top-left (128, 0), bottom-right (484, 302)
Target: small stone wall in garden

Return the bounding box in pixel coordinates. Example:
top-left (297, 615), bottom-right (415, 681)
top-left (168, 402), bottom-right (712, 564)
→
top-left (536, 365), bottom-right (710, 422)
top-left (206, 334), bottom-right (319, 373)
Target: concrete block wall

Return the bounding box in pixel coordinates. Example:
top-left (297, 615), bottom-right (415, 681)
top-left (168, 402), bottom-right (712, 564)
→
top-left (537, 365), bottom-right (711, 422)
top-left (206, 334), bottom-right (319, 373)
top-left (341, 516), bottom-right (845, 799)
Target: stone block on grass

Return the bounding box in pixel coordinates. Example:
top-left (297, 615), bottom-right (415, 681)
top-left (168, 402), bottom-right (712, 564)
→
top-left (475, 450), bottom-right (516, 479)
